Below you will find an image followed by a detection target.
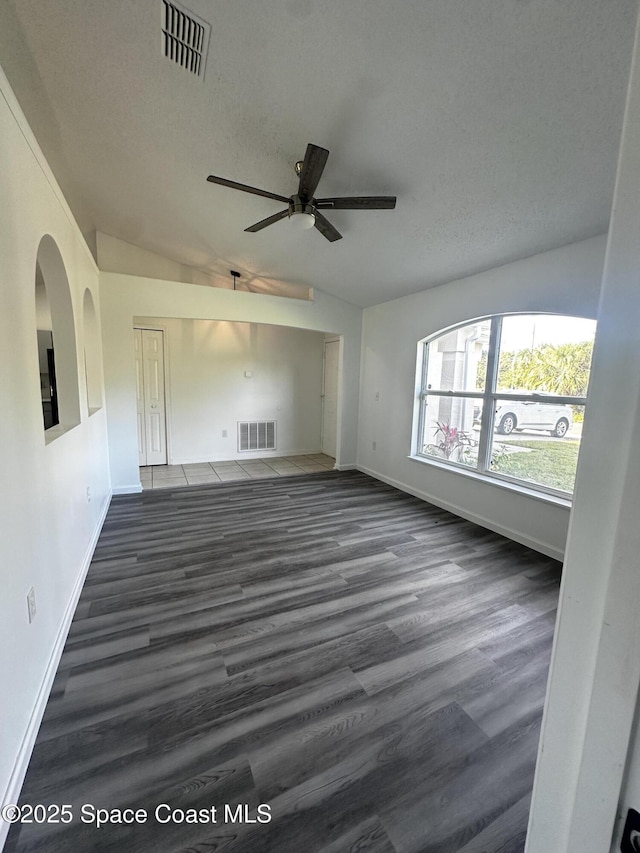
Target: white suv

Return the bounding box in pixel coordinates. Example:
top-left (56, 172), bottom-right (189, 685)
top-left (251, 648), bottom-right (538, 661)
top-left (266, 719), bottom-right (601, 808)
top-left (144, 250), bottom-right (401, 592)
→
top-left (494, 399), bottom-right (573, 437)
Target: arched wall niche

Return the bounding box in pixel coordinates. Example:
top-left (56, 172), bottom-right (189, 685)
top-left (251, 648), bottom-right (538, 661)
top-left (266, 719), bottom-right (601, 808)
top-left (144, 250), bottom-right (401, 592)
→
top-left (82, 288), bottom-right (103, 413)
top-left (35, 234), bottom-right (80, 436)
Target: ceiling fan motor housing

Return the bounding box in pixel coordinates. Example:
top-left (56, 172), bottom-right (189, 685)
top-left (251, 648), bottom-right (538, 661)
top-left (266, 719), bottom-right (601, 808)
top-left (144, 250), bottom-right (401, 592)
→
top-left (290, 195), bottom-right (315, 216)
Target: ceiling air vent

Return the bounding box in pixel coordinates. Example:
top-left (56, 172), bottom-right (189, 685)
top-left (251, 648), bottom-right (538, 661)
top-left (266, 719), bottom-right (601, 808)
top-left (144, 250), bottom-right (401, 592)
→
top-left (161, 0), bottom-right (210, 78)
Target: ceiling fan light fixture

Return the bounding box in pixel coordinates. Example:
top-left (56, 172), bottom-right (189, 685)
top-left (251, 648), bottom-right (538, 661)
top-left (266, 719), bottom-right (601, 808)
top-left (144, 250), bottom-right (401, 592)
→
top-left (289, 210), bottom-right (316, 230)
top-left (289, 197), bottom-right (316, 230)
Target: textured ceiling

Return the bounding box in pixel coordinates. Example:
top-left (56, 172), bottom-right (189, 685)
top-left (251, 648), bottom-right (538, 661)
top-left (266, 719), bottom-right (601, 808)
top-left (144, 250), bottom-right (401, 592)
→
top-left (4, 0), bottom-right (638, 307)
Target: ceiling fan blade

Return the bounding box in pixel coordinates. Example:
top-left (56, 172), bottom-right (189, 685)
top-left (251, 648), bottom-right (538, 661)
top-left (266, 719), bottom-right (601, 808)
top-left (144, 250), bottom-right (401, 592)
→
top-left (207, 175), bottom-right (289, 203)
top-left (315, 196), bottom-right (397, 210)
top-left (313, 210), bottom-right (342, 242)
top-left (244, 208), bottom-right (290, 233)
top-left (297, 144), bottom-right (329, 201)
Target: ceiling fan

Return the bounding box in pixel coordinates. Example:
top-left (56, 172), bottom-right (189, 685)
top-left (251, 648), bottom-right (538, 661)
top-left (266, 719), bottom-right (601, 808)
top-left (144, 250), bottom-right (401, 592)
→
top-left (207, 143), bottom-right (396, 242)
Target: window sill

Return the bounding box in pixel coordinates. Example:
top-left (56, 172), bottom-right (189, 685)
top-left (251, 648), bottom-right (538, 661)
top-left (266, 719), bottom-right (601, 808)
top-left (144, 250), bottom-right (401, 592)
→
top-left (407, 453), bottom-right (572, 509)
top-left (44, 423), bottom-right (78, 445)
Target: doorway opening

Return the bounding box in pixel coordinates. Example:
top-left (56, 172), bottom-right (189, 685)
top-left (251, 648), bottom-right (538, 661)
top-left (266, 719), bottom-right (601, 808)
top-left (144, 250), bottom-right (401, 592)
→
top-left (321, 337), bottom-right (340, 462)
top-left (37, 330), bottom-right (59, 429)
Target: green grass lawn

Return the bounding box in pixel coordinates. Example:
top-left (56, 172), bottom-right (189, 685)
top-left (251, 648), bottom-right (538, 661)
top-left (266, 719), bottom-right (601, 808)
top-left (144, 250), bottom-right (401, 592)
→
top-left (491, 437), bottom-right (580, 492)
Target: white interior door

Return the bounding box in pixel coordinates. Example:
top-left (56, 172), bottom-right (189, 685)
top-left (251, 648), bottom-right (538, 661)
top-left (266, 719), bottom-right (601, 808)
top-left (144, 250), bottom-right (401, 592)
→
top-left (134, 329), bottom-right (146, 465)
top-left (134, 328), bottom-right (167, 466)
top-left (321, 339), bottom-right (339, 459)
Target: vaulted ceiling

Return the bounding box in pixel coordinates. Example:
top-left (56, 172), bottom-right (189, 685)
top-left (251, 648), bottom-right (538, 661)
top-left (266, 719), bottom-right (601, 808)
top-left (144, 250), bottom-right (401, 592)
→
top-left (3, 0), bottom-right (638, 306)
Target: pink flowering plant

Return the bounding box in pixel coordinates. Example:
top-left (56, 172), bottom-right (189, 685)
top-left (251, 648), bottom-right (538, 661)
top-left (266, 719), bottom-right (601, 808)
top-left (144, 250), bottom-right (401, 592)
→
top-left (426, 421), bottom-right (475, 461)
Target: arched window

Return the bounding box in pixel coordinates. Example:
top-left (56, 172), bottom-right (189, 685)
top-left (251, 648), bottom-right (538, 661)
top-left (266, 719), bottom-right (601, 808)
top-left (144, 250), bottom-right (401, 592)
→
top-left (82, 288), bottom-right (103, 413)
top-left (414, 314), bottom-right (596, 496)
top-left (35, 235), bottom-right (80, 438)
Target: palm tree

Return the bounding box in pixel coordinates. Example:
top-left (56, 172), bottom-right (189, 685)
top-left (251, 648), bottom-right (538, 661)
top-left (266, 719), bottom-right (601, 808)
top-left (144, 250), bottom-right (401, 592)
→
top-left (497, 341), bottom-right (593, 396)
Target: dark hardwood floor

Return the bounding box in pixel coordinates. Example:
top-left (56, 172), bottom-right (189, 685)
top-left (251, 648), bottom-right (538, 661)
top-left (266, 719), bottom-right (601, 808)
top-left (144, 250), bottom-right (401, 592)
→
top-left (6, 471), bottom-right (560, 853)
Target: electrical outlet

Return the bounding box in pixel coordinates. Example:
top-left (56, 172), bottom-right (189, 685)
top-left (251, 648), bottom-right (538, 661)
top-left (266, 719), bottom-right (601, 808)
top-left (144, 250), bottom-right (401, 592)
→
top-left (86, 486), bottom-right (91, 503)
top-left (621, 808), bottom-right (640, 852)
top-left (372, 441), bottom-right (377, 451)
top-left (222, 429), bottom-right (228, 438)
top-left (27, 587), bottom-right (36, 623)
top-left (375, 391), bottom-right (380, 401)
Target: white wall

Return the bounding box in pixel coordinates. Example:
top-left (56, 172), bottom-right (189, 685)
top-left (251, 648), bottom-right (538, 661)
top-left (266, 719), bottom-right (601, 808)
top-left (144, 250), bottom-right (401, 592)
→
top-left (97, 231), bottom-right (218, 288)
top-left (134, 317), bottom-right (326, 463)
top-left (97, 232), bottom-right (312, 300)
top-left (358, 235), bottom-right (606, 559)
top-left (34, 272), bottom-right (51, 328)
top-left (100, 272), bottom-right (362, 493)
top-left (0, 67), bottom-right (111, 847)
top-left (526, 11), bottom-right (640, 851)
top-left (619, 703), bottom-right (640, 849)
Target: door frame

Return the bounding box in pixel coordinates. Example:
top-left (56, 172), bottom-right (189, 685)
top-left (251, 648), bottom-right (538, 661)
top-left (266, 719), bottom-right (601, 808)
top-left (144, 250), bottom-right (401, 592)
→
top-left (321, 335), bottom-right (342, 465)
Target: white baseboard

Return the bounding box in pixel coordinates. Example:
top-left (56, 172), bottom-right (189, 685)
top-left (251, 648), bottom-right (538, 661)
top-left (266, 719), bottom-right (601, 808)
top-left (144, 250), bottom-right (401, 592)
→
top-left (169, 450), bottom-right (326, 465)
top-left (0, 493), bottom-right (112, 850)
top-left (113, 484), bottom-right (143, 495)
top-left (356, 465), bottom-right (564, 562)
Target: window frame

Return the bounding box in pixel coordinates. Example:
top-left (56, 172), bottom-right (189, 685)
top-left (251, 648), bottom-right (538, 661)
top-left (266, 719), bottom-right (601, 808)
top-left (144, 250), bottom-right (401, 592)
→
top-left (415, 313), bottom-right (590, 499)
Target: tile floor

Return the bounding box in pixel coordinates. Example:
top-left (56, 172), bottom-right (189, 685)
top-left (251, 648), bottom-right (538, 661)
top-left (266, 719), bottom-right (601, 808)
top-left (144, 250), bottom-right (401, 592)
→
top-left (140, 453), bottom-right (336, 489)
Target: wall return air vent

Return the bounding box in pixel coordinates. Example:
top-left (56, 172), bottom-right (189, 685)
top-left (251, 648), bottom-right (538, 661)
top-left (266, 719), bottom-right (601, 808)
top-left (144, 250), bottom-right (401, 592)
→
top-left (238, 421), bottom-right (277, 453)
top-left (161, 0), bottom-right (210, 78)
